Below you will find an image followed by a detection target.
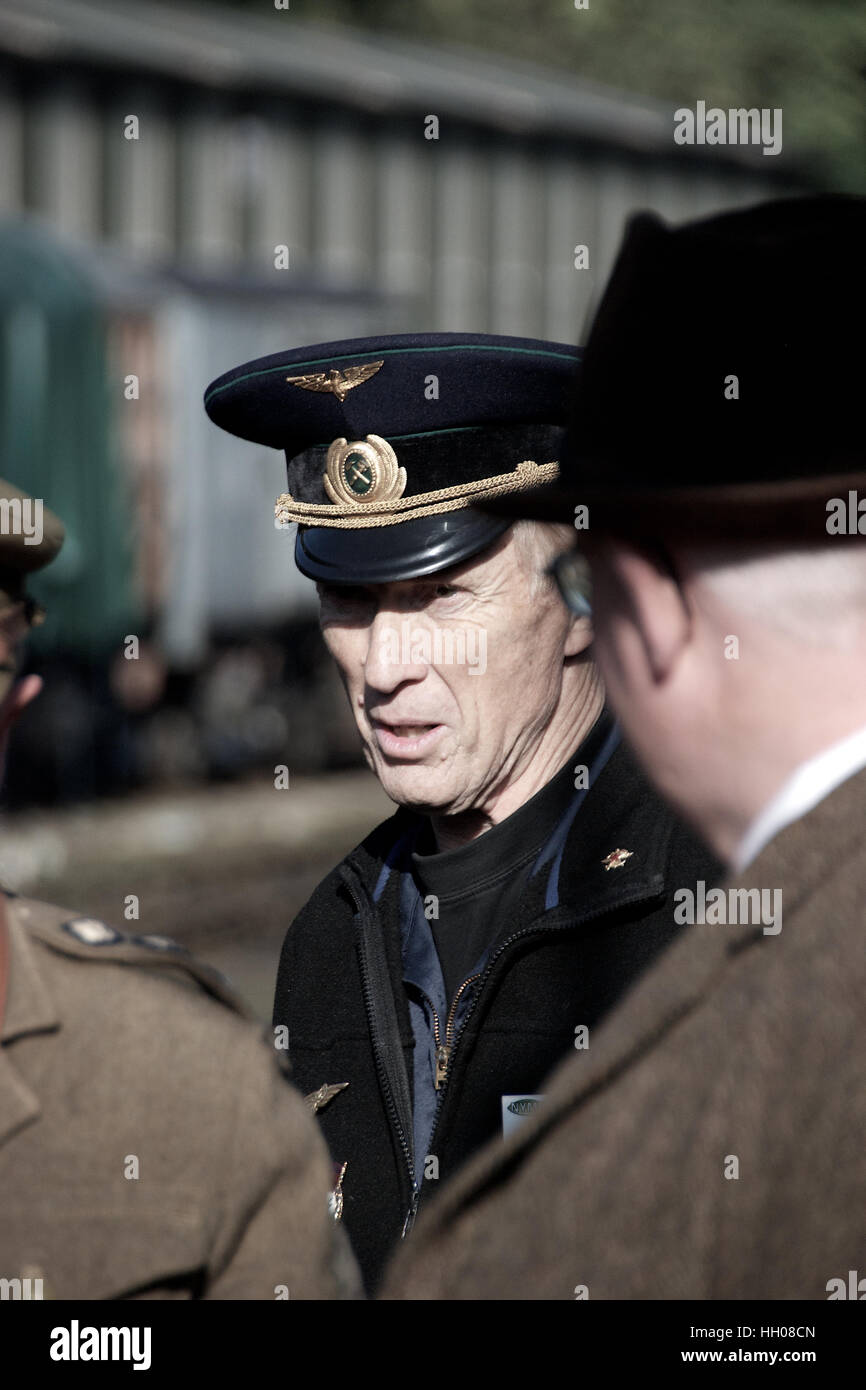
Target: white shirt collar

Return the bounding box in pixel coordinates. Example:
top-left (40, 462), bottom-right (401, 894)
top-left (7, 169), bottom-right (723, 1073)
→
top-left (733, 724), bottom-right (866, 873)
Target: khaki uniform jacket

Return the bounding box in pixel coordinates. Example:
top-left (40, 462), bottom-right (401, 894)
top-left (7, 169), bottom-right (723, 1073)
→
top-left (382, 769), bottom-right (866, 1299)
top-left (0, 894), bottom-right (360, 1300)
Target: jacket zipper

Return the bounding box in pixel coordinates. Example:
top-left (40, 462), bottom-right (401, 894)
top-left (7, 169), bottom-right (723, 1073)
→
top-left (349, 861), bottom-right (663, 1240)
top-left (420, 883), bottom-right (665, 1197)
top-left (430, 973), bottom-right (482, 1089)
top-left (343, 879), bottom-right (418, 1226)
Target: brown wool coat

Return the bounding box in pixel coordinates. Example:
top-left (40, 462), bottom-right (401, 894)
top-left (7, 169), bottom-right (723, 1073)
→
top-left (0, 895), bottom-right (360, 1300)
top-left (381, 769), bottom-right (866, 1300)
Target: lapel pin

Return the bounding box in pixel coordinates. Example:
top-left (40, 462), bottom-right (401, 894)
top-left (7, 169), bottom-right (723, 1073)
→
top-left (306, 1081), bottom-right (349, 1114)
top-left (602, 848), bottom-right (633, 871)
top-left (329, 1161), bottom-right (348, 1222)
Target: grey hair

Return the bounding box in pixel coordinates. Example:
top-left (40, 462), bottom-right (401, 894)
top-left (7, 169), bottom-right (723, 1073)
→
top-left (510, 518), bottom-right (576, 599)
top-left (691, 540), bottom-right (866, 650)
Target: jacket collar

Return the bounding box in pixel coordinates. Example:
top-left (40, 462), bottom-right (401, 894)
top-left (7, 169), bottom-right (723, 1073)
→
top-left (346, 707), bottom-right (673, 927)
top-left (523, 711), bottom-right (672, 921)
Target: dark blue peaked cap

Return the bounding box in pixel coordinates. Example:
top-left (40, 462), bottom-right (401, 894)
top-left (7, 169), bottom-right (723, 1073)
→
top-left (204, 332), bottom-right (581, 583)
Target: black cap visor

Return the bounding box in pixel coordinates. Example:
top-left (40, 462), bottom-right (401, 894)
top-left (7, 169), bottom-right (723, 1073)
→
top-left (295, 508), bottom-right (512, 584)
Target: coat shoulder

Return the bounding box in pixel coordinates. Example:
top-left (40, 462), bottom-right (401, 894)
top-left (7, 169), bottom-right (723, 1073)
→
top-left (5, 892), bottom-right (252, 1021)
top-left (2, 895), bottom-right (360, 1299)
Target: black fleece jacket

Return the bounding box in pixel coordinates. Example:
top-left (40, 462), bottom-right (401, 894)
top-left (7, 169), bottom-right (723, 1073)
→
top-left (274, 729), bottom-right (721, 1293)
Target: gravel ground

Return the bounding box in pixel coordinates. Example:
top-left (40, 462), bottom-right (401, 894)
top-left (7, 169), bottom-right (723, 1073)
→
top-left (0, 770), bottom-right (393, 1020)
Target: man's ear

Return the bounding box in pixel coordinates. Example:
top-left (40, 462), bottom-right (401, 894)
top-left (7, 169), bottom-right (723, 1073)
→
top-left (564, 613), bottom-right (593, 658)
top-left (602, 538), bottom-right (691, 684)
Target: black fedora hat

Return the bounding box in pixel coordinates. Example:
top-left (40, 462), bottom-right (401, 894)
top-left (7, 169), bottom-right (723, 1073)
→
top-left (486, 195), bottom-right (866, 540)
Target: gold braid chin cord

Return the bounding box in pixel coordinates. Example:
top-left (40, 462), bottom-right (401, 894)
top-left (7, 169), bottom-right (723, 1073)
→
top-left (275, 458), bottom-right (560, 529)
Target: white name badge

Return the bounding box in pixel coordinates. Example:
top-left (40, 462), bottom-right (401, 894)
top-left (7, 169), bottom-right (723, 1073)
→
top-left (501, 1094), bottom-right (545, 1138)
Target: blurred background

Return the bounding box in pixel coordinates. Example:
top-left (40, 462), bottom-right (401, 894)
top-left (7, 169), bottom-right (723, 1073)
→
top-left (0, 0), bottom-right (860, 1012)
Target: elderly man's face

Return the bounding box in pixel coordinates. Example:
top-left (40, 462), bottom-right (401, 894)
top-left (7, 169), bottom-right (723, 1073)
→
top-left (317, 527), bottom-right (585, 816)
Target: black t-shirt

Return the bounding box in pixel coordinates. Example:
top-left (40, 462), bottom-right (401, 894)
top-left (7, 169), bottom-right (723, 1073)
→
top-left (410, 749), bottom-right (584, 1005)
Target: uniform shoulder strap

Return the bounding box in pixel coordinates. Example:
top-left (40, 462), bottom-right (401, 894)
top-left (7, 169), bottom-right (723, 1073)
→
top-left (7, 895), bottom-right (253, 1020)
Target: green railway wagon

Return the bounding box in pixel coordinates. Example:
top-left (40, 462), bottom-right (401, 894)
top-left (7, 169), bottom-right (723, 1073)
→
top-left (0, 219), bottom-right (139, 658)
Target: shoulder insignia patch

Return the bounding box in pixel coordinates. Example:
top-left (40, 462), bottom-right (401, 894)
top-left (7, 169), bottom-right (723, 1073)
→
top-left (20, 903), bottom-right (249, 1019)
top-left (60, 917), bottom-right (124, 946)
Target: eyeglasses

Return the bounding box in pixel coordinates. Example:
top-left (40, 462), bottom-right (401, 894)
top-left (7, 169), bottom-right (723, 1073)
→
top-left (548, 547), bottom-right (593, 618)
top-left (23, 596), bottom-right (46, 628)
top-left (0, 596), bottom-right (46, 644)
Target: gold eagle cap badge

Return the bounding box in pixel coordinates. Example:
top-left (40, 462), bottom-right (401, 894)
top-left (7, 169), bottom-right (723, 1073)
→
top-left (324, 435), bottom-right (407, 507)
top-left (285, 359), bottom-right (384, 403)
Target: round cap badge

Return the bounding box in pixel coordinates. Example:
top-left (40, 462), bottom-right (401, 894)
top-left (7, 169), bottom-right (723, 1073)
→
top-left (323, 434), bottom-right (407, 508)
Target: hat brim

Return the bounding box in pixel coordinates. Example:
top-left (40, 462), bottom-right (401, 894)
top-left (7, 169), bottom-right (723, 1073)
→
top-left (294, 508), bottom-right (512, 584)
top-left (482, 472), bottom-right (866, 542)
